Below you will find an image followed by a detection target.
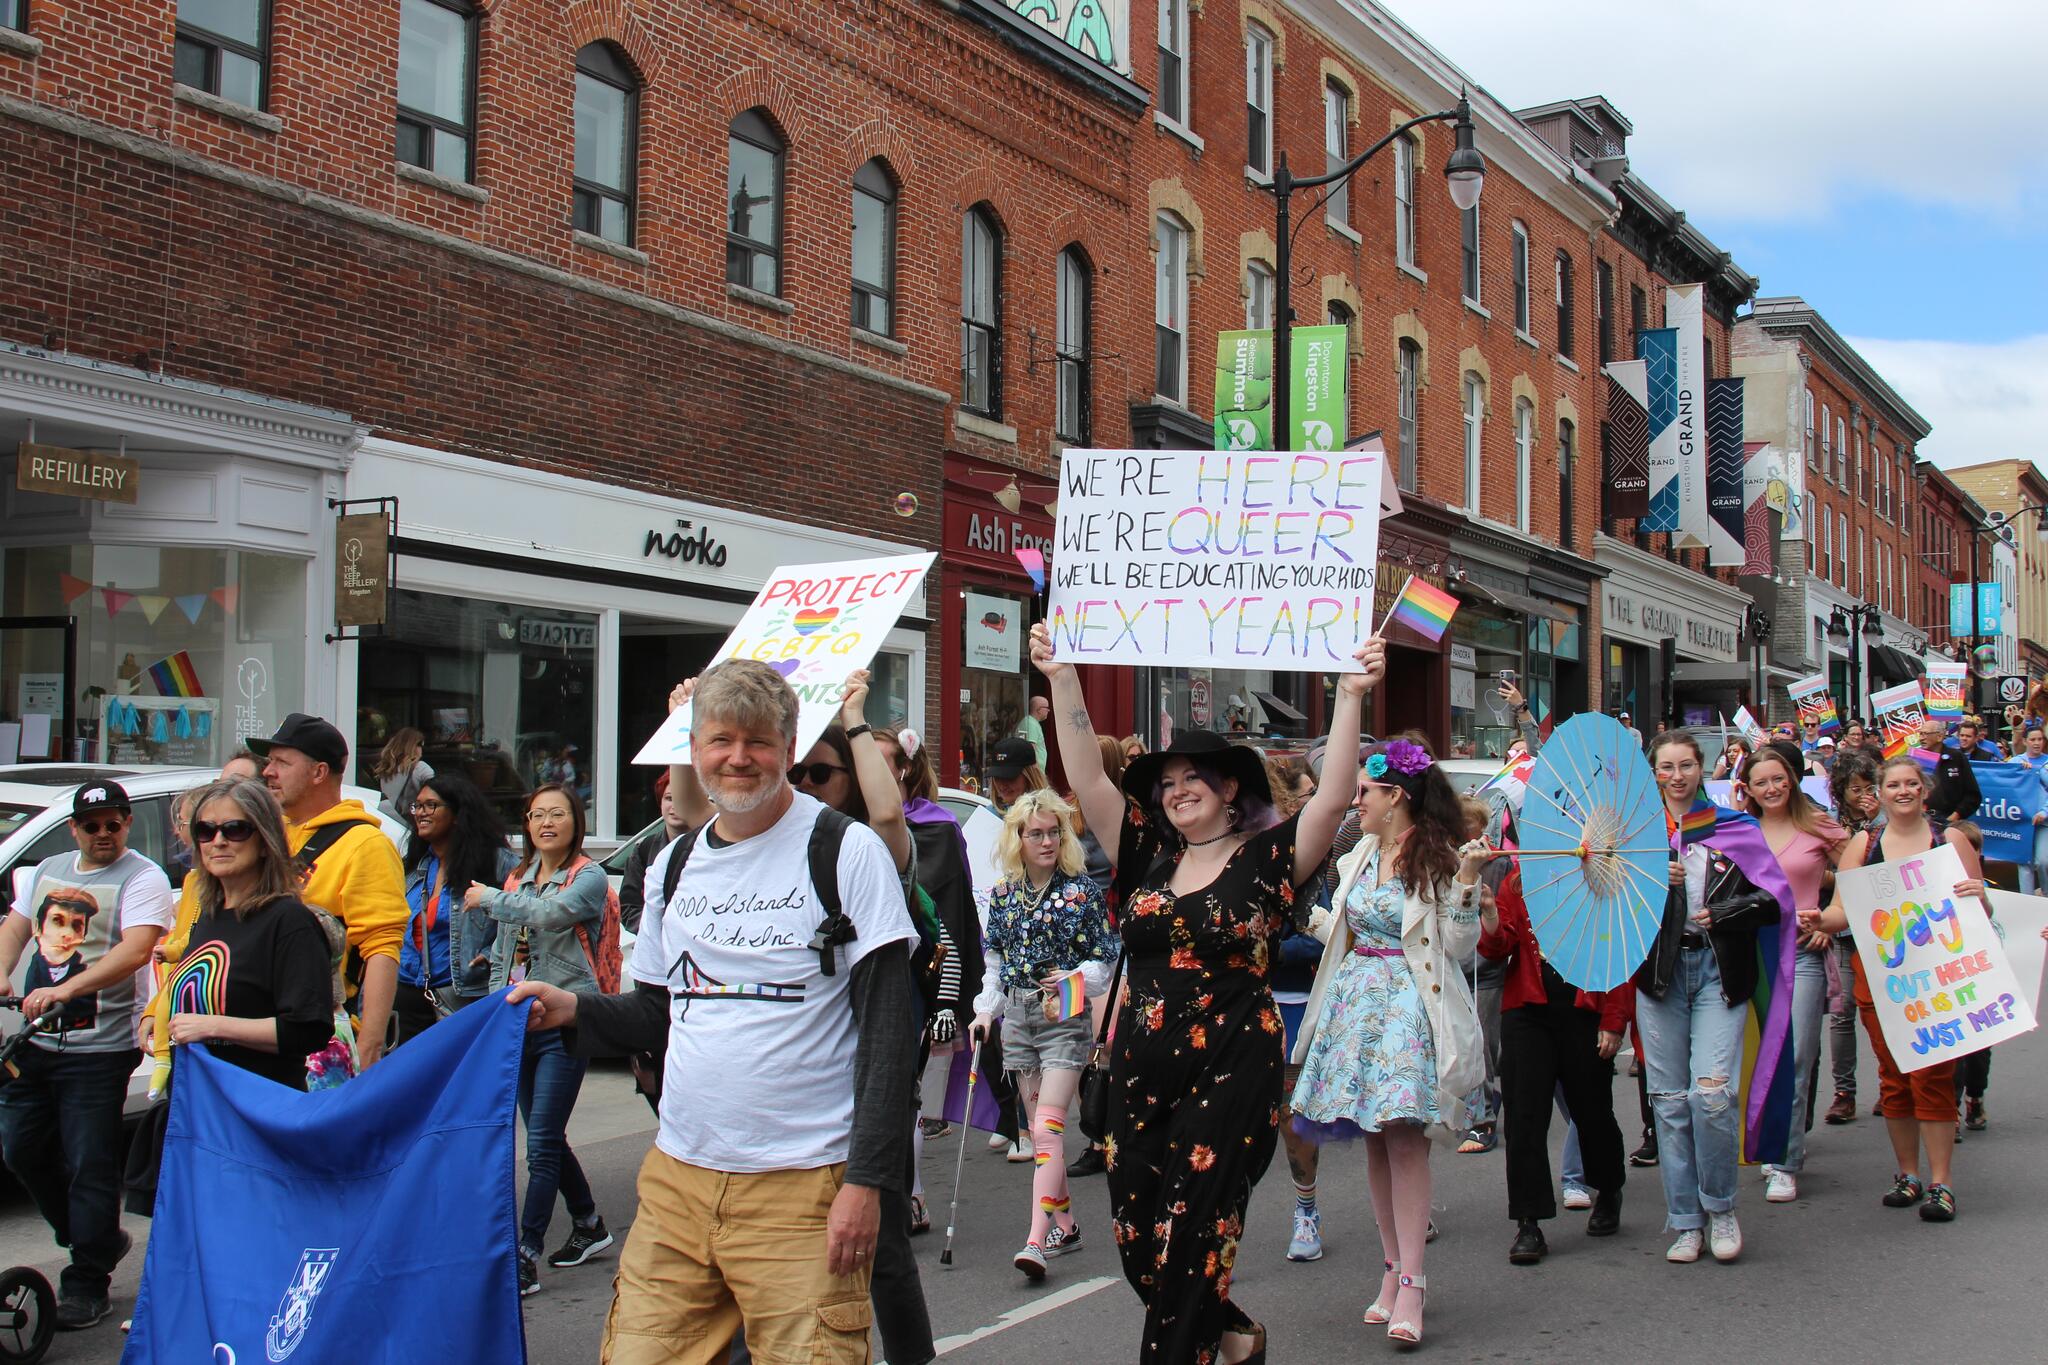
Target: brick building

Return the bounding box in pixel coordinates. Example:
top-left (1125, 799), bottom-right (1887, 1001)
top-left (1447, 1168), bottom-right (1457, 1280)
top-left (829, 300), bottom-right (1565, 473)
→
top-left (0, 0), bottom-right (1148, 831)
top-left (1518, 96), bottom-right (1761, 732)
top-left (1947, 458), bottom-right (2048, 687)
top-left (1116, 0), bottom-right (1613, 755)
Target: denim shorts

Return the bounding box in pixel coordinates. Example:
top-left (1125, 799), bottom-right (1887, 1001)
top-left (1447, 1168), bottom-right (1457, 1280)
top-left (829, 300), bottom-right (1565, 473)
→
top-left (1002, 986), bottom-right (1092, 1073)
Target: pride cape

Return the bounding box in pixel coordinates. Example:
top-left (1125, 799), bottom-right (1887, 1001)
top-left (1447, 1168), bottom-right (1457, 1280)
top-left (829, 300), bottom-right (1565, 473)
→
top-left (1673, 798), bottom-right (1799, 1166)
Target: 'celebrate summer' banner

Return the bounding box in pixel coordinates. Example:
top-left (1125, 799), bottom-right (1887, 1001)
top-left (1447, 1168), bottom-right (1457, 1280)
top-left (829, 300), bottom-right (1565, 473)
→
top-left (1839, 843), bottom-right (2037, 1072)
top-left (631, 552), bottom-right (935, 764)
top-left (1047, 447), bottom-right (1384, 671)
top-left (1214, 330), bottom-right (1273, 452)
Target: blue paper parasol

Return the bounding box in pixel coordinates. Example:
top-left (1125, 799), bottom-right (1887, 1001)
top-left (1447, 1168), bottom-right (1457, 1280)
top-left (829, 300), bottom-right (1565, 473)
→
top-left (1514, 713), bottom-right (1669, 991)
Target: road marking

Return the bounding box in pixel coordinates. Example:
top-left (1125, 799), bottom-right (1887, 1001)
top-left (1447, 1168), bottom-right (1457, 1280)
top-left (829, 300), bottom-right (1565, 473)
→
top-left (928, 1275), bottom-right (1121, 1357)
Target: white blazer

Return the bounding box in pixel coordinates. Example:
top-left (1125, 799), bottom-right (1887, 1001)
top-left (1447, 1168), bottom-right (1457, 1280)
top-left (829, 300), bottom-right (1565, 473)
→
top-left (1290, 833), bottom-right (1485, 1144)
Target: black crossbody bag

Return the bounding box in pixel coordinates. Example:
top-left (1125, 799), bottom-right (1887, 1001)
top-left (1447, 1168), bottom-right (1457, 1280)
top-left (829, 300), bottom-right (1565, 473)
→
top-left (1076, 948), bottom-right (1125, 1142)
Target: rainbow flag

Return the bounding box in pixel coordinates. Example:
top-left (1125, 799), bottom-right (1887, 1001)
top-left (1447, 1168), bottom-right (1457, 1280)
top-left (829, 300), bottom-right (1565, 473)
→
top-left (1385, 575), bottom-right (1459, 642)
top-left (1051, 969), bottom-right (1087, 1021)
top-left (1674, 794), bottom-right (1719, 846)
top-left (147, 650), bottom-right (203, 698)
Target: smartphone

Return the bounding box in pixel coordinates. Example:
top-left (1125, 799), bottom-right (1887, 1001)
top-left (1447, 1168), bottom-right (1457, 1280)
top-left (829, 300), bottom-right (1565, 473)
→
top-left (1497, 670), bottom-right (1518, 690)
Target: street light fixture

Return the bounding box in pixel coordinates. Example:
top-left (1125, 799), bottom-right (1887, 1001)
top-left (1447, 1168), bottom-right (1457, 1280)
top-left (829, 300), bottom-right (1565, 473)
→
top-left (1963, 502), bottom-right (2048, 714)
top-left (1826, 602), bottom-right (1884, 724)
top-left (1270, 94), bottom-right (1485, 453)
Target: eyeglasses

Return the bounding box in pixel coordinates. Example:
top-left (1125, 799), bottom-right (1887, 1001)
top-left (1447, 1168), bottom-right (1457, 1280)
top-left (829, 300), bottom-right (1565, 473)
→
top-left (789, 762), bottom-right (848, 786)
top-left (192, 820), bottom-right (257, 844)
top-left (410, 800), bottom-right (446, 813)
top-left (75, 817), bottom-right (126, 835)
top-left (526, 807), bottom-right (574, 825)
top-left (1020, 828), bottom-right (1062, 843)
top-left (1653, 762), bottom-right (1701, 776)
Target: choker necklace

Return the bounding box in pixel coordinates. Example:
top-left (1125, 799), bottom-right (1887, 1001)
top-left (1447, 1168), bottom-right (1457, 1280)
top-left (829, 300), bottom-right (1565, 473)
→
top-left (1186, 830), bottom-right (1235, 848)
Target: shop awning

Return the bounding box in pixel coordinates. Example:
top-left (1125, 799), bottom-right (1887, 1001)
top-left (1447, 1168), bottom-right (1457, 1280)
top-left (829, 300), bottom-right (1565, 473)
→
top-left (1460, 585), bottom-right (1575, 623)
top-left (1254, 690), bottom-right (1307, 723)
top-left (1867, 645), bottom-right (1927, 688)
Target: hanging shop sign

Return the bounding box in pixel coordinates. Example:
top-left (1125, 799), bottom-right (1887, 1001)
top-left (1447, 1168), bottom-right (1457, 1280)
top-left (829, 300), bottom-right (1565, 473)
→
top-left (15, 441), bottom-right (140, 504)
top-left (335, 512), bottom-right (390, 628)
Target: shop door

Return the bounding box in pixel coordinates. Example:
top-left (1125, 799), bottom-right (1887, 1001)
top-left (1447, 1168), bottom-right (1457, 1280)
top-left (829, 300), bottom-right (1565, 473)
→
top-left (0, 616), bottom-right (77, 763)
top-left (615, 622), bottom-right (725, 838)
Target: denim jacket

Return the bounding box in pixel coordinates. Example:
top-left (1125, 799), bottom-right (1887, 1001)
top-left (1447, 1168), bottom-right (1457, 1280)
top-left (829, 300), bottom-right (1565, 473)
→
top-left (485, 857), bottom-right (608, 994)
top-left (403, 847), bottom-right (517, 999)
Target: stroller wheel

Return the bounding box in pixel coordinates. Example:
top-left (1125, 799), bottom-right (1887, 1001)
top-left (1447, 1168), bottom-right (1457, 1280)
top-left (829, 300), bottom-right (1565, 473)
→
top-left (0, 1265), bottom-right (54, 1364)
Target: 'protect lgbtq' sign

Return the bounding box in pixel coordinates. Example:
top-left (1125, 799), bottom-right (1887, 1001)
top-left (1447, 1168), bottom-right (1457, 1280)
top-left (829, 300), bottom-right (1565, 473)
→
top-left (1046, 448), bottom-right (1383, 671)
top-left (1839, 843), bottom-right (2036, 1072)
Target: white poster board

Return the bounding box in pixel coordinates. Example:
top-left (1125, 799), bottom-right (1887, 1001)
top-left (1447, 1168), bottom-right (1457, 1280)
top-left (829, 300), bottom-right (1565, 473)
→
top-left (1046, 448), bottom-right (1383, 671)
top-left (960, 805), bottom-right (1003, 931)
top-left (1986, 890), bottom-right (2048, 1015)
top-left (1839, 844), bottom-right (2037, 1071)
top-left (962, 592), bottom-right (1021, 672)
top-left (632, 553), bottom-right (935, 765)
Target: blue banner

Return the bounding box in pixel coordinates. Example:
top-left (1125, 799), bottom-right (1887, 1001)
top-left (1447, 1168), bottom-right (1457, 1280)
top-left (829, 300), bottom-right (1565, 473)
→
top-left (1951, 584), bottom-right (1973, 639)
top-left (1969, 761), bottom-right (2047, 863)
top-left (1978, 581), bottom-right (2004, 636)
top-left (124, 992), bottom-right (528, 1364)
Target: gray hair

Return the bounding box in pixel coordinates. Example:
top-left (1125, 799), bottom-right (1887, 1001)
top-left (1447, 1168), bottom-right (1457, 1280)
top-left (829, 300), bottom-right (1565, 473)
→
top-left (693, 659), bottom-right (800, 744)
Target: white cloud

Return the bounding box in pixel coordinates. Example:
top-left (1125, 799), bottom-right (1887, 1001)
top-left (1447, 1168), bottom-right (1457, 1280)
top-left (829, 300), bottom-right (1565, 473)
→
top-left (1846, 333), bottom-right (2048, 473)
top-left (1395, 0), bottom-right (2048, 226)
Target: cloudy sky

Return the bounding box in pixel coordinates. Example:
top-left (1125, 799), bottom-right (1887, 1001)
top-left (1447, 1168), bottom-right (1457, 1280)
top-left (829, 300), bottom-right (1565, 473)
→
top-left (1398, 0), bottom-right (2048, 471)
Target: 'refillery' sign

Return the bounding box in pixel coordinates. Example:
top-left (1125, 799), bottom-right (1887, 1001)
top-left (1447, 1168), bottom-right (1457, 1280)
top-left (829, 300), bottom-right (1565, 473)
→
top-left (15, 441), bottom-right (140, 504)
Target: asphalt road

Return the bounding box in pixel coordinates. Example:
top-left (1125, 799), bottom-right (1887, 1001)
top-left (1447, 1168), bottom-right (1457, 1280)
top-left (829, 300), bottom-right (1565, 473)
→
top-left (7, 1036), bottom-right (2044, 1363)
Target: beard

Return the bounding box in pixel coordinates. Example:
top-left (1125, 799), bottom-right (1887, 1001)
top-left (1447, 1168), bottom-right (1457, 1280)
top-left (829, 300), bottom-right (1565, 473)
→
top-left (702, 767), bottom-right (779, 814)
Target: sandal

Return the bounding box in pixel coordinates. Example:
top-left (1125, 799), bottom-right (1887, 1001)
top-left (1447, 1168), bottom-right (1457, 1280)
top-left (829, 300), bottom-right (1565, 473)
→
top-left (1363, 1260), bottom-right (1401, 1326)
top-left (1919, 1184), bottom-right (1957, 1222)
top-left (1227, 1322), bottom-right (1267, 1365)
top-left (1456, 1125), bottom-right (1498, 1155)
top-left (1882, 1172), bottom-right (1924, 1208)
top-left (1387, 1274), bottom-right (1427, 1347)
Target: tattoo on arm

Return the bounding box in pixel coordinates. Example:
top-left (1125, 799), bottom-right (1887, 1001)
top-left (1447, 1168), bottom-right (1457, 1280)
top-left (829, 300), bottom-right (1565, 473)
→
top-left (1067, 708), bottom-right (1092, 732)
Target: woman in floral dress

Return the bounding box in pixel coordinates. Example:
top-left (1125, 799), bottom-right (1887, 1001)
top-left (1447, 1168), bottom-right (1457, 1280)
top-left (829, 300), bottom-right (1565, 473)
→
top-left (1292, 741), bottom-right (1488, 1346)
top-left (1028, 622), bottom-right (1383, 1365)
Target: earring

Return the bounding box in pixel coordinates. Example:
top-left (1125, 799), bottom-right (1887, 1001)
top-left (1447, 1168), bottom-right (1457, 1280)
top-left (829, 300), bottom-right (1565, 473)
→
top-left (1225, 802), bottom-right (1240, 827)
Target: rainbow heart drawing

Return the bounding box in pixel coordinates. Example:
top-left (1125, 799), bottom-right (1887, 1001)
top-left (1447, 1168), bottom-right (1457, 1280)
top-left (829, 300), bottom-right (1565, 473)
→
top-left (791, 607), bottom-right (839, 635)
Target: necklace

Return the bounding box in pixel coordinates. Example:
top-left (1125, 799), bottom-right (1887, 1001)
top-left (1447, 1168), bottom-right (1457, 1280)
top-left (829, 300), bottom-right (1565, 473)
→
top-left (1185, 830), bottom-right (1236, 848)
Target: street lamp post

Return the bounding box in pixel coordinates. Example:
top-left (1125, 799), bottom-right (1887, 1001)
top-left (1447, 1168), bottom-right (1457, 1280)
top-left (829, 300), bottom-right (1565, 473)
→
top-left (1271, 94), bottom-right (1483, 452)
top-left (1826, 602), bottom-right (1883, 725)
top-left (1964, 504), bottom-right (2048, 715)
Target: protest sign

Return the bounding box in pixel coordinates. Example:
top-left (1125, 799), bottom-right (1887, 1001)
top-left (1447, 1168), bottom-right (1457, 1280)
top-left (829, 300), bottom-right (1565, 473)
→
top-left (1730, 706), bottom-right (1766, 746)
top-left (1047, 447), bottom-right (1384, 671)
top-left (1870, 680), bottom-right (1925, 758)
top-left (1839, 843), bottom-right (2036, 1071)
top-left (631, 553), bottom-right (935, 764)
top-left (1925, 661), bottom-right (1966, 719)
top-left (1789, 672), bottom-right (1839, 736)
top-left (1986, 891), bottom-right (2047, 1015)
top-left (1967, 762), bottom-right (2048, 862)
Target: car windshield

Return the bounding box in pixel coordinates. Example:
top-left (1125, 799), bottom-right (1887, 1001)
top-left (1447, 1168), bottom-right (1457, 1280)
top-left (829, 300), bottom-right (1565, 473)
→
top-left (0, 804), bottom-right (33, 839)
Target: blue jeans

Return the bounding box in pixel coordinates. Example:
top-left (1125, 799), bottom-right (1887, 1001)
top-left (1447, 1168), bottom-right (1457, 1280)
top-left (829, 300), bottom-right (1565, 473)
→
top-left (518, 1029), bottom-right (597, 1254)
top-left (0, 1046), bottom-right (138, 1298)
top-left (1637, 947), bottom-right (1748, 1230)
top-left (2016, 824), bottom-right (2048, 893)
top-left (1773, 947), bottom-right (1830, 1175)
top-left (1557, 1086), bottom-right (1585, 1191)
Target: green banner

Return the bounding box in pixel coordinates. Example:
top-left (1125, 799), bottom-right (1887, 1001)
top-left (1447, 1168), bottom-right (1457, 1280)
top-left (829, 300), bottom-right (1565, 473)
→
top-left (1213, 330), bottom-right (1272, 451)
top-left (1289, 324), bottom-right (1347, 452)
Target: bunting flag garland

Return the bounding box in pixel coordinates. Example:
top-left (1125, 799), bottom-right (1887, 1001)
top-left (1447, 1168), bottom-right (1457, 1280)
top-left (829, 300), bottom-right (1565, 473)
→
top-left (174, 593), bottom-right (208, 625)
top-left (137, 595), bottom-right (171, 624)
top-left (59, 572), bottom-right (93, 606)
top-left (194, 709), bottom-right (212, 739)
top-left (173, 706), bottom-right (193, 740)
top-left (102, 588), bottom-right (134, 618)
top-left (149, 708), bottom-right (170, 743)
top-left (210, 585), bottom-right (239, 614)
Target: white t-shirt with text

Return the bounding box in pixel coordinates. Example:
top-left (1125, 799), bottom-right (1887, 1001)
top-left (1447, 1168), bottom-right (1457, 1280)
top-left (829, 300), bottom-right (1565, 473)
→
top-left (634, 792), bottom-right (914, 1173)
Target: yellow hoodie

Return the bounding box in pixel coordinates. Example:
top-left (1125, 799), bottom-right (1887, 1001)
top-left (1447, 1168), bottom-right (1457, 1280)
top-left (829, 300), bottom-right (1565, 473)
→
top-left (286, 799), bottom-right (409, 981)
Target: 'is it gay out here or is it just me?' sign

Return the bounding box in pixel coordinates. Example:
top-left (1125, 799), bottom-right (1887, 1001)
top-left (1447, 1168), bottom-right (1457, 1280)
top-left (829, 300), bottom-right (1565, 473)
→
top-left (1046, 448), bottom-right (1384, 672)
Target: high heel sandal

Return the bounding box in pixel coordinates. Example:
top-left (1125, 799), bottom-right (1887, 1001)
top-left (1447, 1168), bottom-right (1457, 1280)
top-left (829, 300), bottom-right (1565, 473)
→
top-left (1362, 1260), bottom-right (1401, 1326)
top-left (1234, 1322), bottom-right (1267, 1365)
top-left (1387, 1273), bottom-right (1426, 1347)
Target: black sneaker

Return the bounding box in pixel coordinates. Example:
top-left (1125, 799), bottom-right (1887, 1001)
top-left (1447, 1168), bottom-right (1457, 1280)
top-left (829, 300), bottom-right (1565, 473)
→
top-left (1067, 1146), bottom-right (1108, 1177)
top-left (1588, 1189), bottom-right (1622, 1237)
top-left (1628, 1138), bottom-right (1659, 1168)
top-left (54, 1293), bottom-right (111, 1331)
top-left (1508, 1219), bottom-right (1547, 1265)
top-left (548, 1218), bottom-right (614, 1268)
top-left (518, 1251), bottom-right (540, 1297)
top-left (1882, 1173), bottom-right (1925, 1208)
top-left (1044, 1222), bottom-right (1083, 1258)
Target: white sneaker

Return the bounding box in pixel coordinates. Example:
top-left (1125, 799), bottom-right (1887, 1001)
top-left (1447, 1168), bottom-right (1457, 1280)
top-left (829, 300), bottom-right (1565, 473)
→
top-left (1286, 1209), bottom-right (1324, 1261)
top-left (988, 1131), bottom-right (1010, 1152)
top-left (1709, 1212), bottom-right (1743, 1262)
top-left (1006, 1140), bottom-right (1032, 1163)
top-left (1763, 1169), bottom-right (1797, 1203)
top-left (1561, 1184), bottom-right (1594, 1210)
top-left (1665, 1229), bottom-right (1704, 1263)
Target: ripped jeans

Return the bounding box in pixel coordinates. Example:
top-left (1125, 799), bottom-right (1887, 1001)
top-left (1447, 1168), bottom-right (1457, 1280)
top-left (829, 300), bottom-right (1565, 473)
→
top-left (1636, 946), bottom-right (1748, 1231)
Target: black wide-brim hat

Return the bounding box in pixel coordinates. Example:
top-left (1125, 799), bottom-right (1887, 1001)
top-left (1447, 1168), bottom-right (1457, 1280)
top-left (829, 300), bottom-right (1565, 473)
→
top-left (1122, 729), bottom-right (1273, 810)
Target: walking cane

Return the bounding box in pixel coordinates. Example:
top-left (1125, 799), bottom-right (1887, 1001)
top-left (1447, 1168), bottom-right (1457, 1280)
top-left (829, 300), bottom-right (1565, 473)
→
top-left (939, 1032), bottom-right (984, 1267)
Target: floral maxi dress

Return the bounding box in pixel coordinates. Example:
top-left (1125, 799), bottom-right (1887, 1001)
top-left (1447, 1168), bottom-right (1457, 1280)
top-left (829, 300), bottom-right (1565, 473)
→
top-left (1107, 802), bottom-right (1300, 1365)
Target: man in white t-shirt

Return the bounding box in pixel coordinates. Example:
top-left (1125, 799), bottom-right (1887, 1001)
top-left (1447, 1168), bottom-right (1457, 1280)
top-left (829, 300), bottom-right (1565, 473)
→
top-left (511, 660), bottom-right (918, 1365)
top-left (0, 780), bottom-right (173, 1331)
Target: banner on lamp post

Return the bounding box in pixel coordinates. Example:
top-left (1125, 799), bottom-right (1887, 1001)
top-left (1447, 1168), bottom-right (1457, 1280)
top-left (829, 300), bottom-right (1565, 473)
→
top-left (1741, 441), bottom-right (1776, 576)
top-left (1667, 284), bottom-right (1710, 550)
top-left (1602, 360), bottom-right (1650, 520)
top-left (1214, 330), bottom-right (1273, 452)
top-left (1978, 582), bottom-right (2004, 636)
top-left (1288, 325), bottom-right (1348, 452)
top-left (1639, 329), bottom-right (1680, 532)
top-left (1705, 376), bottom-right (1746, 566)
top-left (1950, 584), bottom-right (1974, 639)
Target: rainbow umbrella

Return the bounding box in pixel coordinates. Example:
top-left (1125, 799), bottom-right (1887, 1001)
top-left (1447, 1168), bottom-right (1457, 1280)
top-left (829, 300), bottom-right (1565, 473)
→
top-left (1514, 713), bottom-right (1669, 991)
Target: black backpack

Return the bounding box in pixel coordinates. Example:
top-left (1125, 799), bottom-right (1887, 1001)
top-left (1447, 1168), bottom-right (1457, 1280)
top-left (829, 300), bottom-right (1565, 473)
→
top-left (661, 807), bottom-right (863, 977)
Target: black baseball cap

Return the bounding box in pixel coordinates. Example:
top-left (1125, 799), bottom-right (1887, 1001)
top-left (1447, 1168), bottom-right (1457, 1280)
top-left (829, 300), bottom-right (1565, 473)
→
top-left (248, 712), bottom-right (350, 770)
top-left (987, 736), bottom-right (1039, 781)
top-left (71, 780), bottom-right (132, 820)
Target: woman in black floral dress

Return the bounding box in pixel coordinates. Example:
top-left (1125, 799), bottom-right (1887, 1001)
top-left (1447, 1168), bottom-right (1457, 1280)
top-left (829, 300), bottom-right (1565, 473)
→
top-left (1029, 623), bottom-right (1383, 1365)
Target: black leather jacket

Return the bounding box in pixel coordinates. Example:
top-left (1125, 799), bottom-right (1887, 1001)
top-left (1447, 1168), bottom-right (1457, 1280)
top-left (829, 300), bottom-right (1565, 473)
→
top-left (1634, 848), bottom-right (1781, 1005)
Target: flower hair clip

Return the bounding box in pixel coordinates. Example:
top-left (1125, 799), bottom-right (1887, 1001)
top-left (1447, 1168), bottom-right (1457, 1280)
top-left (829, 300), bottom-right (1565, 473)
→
top-left (1364, 753), bottom-right (1391, 780)
top-left (1384, 740), bottom-right (1432, 776)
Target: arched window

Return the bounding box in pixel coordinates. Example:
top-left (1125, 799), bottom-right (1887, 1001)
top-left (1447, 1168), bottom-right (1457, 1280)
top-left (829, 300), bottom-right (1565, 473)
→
top-left (1511, 222), bottom-right (1531, 333)
top-left (1056, 247), bottom-right (1092, 445)
top-left (727, 109), bottom-right (784, 294)
top-left (1463, 373), bottom-right (1484, 515)
top-left (1325, 300), bottom-right (1354, 440)
top-left (1554, 252), bottom-right (1576, 359)
top-left (851, 159), bottom-right (896, 334)
top-left (573, 42), bottom-right (638, 244)
top-left (1154, 212), bottom-right (1188, 402)
top-left (1558, 418), bottom-right (1576, 546)
top-left (1244, 260), bottom-right (1273, 329)
top-left (961, 206), bottom-right (1002, 418)
top-left (1514, 397), bottom-right (1534, 532)
top-left (1397, 339), bottom-right (1421, 492)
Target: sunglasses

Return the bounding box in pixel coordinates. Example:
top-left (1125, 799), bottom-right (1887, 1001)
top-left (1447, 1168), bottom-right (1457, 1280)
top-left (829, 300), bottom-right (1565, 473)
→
top-left (75, 817), bottom-right (126, 834)
top-left (193, 820), bottom-right (258, 844)
top-left (789, 762), bottom-right (848, 786)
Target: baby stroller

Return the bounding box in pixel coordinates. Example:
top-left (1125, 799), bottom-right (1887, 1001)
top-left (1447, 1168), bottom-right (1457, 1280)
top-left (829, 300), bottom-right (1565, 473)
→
top-left (0, 998), bottom-right (68, 1364)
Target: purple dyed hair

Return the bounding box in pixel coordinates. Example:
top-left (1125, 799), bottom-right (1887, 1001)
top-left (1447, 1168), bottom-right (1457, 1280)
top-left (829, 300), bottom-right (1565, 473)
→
top-left (1150, 755), bottom-right (1279, 835)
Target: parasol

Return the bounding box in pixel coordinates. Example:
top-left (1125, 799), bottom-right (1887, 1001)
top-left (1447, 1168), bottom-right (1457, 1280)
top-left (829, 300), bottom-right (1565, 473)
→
top-left (1512, 713), bottom-right (1669, 991)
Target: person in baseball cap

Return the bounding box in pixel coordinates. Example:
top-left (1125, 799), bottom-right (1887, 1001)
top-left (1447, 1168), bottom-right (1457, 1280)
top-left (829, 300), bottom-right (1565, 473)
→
top-left (246, 712), bottom-right (350, 772)
top-left (984, 736), bottom-right (1046, 813)
top-left (71, 779), bottom-right (132, 820)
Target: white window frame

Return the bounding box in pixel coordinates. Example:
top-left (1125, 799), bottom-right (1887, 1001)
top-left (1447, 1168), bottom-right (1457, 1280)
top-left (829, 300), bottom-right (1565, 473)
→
top-left (1511, 221), bottom-right (1531, 335)
top-left (1244, 23), bottom-right (1273, 177)
top-left (1153, 212), bottom-right (1188, 402)
top-left (1157, 0), bottom-right (1189, 127)
top-left (1461, 205), bottom-right (1481, 304)
top-left (1820, 403), bottom-right (1832, 483)
top-left (1804, 390), bottom-right (1816, 470)
top-left (1806, 493), bottom-right (1817, 570)
top-left (1397, 338), bottom-right (1421, 491)
top-left (1857, 526), bottom-right (1865, 599)
top-left (1514, 397), bottom-right (1533, 532)
top-left (1394, 133), bottom-right (1417, 268)
top-left (1835, 416), bottom-right (1847, 486)
top-left (1462, 373), bottom-right (1484, 515)
top-left (1245, 260), bottom-right (1273, 330)
top-left (1323, 79), bottom-right (1350, 226)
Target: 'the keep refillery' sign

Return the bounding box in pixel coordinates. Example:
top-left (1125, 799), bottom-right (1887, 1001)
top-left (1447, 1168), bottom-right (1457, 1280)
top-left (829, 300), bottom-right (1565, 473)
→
top-left (1839, 843), bottom-right (2037, 1072)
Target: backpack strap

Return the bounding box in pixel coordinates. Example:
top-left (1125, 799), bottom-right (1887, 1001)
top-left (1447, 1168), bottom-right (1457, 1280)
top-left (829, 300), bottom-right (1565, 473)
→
top-left (807, 807), bottom-right (856, 977)
top-left (297, 817), bottom-right (374, 871)
top-left (660, 824), bottom-right (705, 908)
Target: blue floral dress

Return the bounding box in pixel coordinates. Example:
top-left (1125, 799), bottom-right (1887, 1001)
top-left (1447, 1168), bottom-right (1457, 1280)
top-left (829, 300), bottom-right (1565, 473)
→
top-left (1291, 848), bottom-right (1441, 1137)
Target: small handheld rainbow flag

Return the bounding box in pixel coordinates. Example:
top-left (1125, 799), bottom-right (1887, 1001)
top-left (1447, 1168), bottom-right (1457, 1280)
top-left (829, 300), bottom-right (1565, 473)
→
top-left (1675, 794), bottom-right (1719, 846)
top-left (147, 650), bottom-right (203, 698)
top-left (1051, 969), bottom-right (1087, 1021)
top-left (1382, 575), bottom-right (1460, 643)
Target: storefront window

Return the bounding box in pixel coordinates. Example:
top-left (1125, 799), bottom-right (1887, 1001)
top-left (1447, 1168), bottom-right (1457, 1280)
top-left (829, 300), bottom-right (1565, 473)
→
top-left (958, 588), bottom-right (1031, 792)
top-left (1, 544), bottom-right (307, 766)
top-left (1160, 667), bottom-right (1311, 749)
top-left (357, 589), bottom-right (597, 830)
top-left (862, 650), bottom-right (912, 731)
top-left (1449, 603), bottom-right (1523, 760)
